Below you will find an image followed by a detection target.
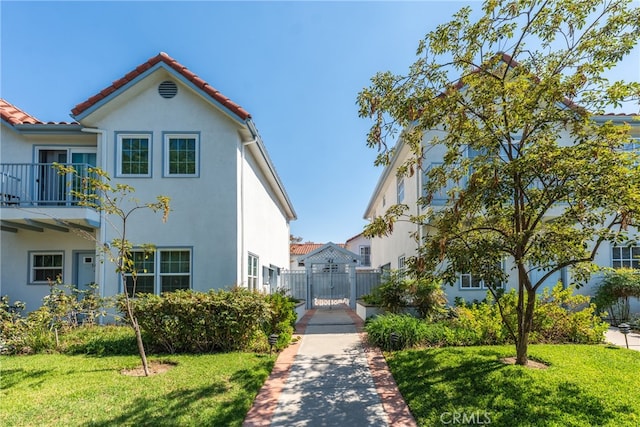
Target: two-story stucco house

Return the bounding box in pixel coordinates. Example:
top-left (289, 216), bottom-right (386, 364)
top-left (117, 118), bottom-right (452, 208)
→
top-left (363, 61), bottom-right (639, 309)
top-left (1, 52), bottom-right (296, 312)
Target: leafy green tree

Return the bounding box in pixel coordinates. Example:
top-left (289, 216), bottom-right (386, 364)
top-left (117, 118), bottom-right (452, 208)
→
top-left (358, 0), bottom-right (640, 365)
top-left (55, 164), bottom-right (170, 376)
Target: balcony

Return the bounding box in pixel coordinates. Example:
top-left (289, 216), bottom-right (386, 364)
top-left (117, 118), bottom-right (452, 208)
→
top-left (0, 163), bottom-right (100, 233)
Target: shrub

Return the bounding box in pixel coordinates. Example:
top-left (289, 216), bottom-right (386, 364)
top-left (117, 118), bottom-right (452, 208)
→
top-left (262, 291), bottom-right (296, 350)
top-left (365, 314), bottom-right (429, 351)
top-left (60, 325), bottom-right (137, 356)
top-left (533, 285), bottom-right (608, 344)
top-left (371, 270), bottom-right (410, 313)
top-left (129, 288), bottom-right (272, 353)
top-left (407, 277), bottom-right (447, 319)
top-left (592, 268), bottom-right (640, 325)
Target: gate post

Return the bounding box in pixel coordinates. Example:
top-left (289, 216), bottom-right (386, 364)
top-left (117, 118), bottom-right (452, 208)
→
top-left (349, 262), bottom-right (357, 309)
top-left (305, 263), bottom-right (312, 309)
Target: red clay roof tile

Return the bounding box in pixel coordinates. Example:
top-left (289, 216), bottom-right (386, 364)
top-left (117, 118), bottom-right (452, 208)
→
top-left (0, 99), bottom-right (79, 125)
top-left (71, 52), bottom-right (251, 121)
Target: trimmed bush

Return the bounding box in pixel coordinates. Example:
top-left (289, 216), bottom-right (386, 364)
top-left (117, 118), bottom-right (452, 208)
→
top-left (128, 288), bottom-right (272, 353)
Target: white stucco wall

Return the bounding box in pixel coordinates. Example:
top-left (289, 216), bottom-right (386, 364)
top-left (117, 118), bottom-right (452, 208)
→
top-left (82, 69), bottom-right (242, 295)
top-left (239, 142), bottom-right (291, 291)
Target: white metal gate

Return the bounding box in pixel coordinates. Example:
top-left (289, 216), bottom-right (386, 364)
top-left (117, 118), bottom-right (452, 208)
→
top-left (310, 262), bottom-right (350, 308)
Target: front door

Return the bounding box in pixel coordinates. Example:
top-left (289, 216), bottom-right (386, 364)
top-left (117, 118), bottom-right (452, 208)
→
top-left (75, 251), bottom-right (96, 294)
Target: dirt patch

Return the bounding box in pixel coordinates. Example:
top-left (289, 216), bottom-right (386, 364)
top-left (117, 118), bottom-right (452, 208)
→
top-left (501, 357), bottom-right (548, 369)
top-left (121, 360), bottom-right (177, 377)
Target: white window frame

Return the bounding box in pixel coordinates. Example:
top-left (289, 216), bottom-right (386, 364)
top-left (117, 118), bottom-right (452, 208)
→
top-left (116, 133), bottom-right (152, 177)
top-left (30, 251), bottom-right (64, 284)
top-left (360, 245), bottom-right (371, 267)
top-left (459, 261), bottom-right (505, 290)
top-left (612, 244), bottom-right (640, 269)
top-left (122, 248), bottom-right (192, 295)
top-left (163, 132), bottom-right (200, 177)
top-left (397, 177), bottom-right (405, 203)
top-left (248, 253), bottom-right (259, 291)
top-left (124, 250), bottom-right (155, 296)
top-left (398, 255), bottom-right (406, 271)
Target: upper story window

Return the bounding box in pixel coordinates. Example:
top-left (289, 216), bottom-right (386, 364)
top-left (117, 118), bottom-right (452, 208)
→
top-left (423, 162), bottom-right (460, 205)
top-left (612, 245), bottom-right (639, 269)
top-left (360, 246), bottom-right (371, 267)
top-left (397, 177), bottom-right (405, 203)
top-left (164, 133), bottom-right (199, 177)
top-left (398, 255), bottom-right (406, 271)
top-left (117, 133), bottom-right (151, 177)
top-left (30, 252), bottom-right (63, 284)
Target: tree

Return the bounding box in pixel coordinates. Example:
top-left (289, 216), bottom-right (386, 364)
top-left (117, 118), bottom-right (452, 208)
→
top-left (55, 164), bottom-right (170, 376)
top-left (358, 0), bottom-right (640, 365)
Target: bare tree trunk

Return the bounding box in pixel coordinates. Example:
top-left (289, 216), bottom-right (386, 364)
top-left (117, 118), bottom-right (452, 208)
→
top-left (515, 288), bottom-right (536, 366)
top-left (122, 286), bottom-right (149, 376)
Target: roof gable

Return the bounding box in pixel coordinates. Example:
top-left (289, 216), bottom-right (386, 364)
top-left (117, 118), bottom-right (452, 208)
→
top-left (71, 52), bottom-right (251, 122)
top-left (300, 242), bottom-right (360, 264)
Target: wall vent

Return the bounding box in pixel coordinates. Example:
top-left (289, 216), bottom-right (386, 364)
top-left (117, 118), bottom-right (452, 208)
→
top-left (158, 81), bottom-right (178, 99)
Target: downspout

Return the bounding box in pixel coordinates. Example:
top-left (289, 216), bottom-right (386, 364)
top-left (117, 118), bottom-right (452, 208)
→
top-left (81, 128), bottom-right (107, 306)
top-left (241, 138), bottom-right (257, 289)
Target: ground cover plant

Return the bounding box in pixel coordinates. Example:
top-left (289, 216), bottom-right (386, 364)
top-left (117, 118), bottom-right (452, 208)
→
top-left (0, 352), bottom-right (273, 426)
top-left (387, 345), bottom-right (640, 426)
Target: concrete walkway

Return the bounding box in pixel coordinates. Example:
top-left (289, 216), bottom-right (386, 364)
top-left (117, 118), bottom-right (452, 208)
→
top-left (243, 306), bottom-right (416, 427)
top-left (605, 326), bottom-right (640, 351)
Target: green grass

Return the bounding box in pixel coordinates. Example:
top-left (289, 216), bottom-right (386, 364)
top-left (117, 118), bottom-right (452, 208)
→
top-left (0, 353), bottom-right (274, 426)
top-left (388, 344), bottom-right (640, 427)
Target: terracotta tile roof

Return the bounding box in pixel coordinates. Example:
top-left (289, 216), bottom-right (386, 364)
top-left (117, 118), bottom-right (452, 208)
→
top-left (71, 52), bottom-right (251, 121)
top-left (290, 242), bottom-right (345, 255)
top-left (600, 113), bottom-right (639, 117)
top-left (0, 99), bottom-right (79, 125)
top-left (1, 99), bottom-right (44, 125)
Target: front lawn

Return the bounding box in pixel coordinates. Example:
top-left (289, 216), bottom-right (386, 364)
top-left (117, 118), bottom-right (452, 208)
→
top-left (0, 353), bottom-right (273, 426)
top-left (388, 344), bottom-right (640, 427)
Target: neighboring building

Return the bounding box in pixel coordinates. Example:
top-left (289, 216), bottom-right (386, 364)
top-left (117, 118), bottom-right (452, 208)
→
top-left (289, 242), bottom-right (345, 270)
top-left (345, 232), bottom-right (373, 270)
top-left (363, 63), bottom-right (639, 309)
top-left (1, 52), bottom-right (296, 312)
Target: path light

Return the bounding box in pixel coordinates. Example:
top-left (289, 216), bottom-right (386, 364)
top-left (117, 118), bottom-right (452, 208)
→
top-left (618, 323), bottom-right (631, 349)
top-left (390, 332), bottom-right (401, 350)
top-left (269, 334), bottom-right (279, 355)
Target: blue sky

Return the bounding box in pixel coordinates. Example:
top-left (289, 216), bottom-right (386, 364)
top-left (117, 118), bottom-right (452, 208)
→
top-left (2, 1), bottom-right (638, 244)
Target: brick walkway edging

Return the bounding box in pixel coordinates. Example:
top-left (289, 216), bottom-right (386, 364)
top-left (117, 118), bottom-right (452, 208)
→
top-left (243, 307), bottom-right (417, 427)
top-left (243, 308), bottom-right (317, 427)
top-left (345, 309), bottom-right (418, 427)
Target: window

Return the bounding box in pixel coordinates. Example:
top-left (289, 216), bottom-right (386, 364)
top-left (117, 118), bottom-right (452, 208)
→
top-left (30, 252), bottom-right (63, 283)
top-left (398, 255), bottom-right (406, 271)
top-left (360, 246), bottom-right (371, 267)
top-left (124, 251), bottom-right (155, 296)
top-left (123, 249), bottom-right (191, 296)
top-left (623, 137), bottom-right (639, 166)
top-left (460, 272), bottom-right (482, 289)
top-left (164, 133), bottom-right (199, 176)
top-left (160, 250), bottom-right (191, 292)
top-left (117, 134), bottom-right (151, 177)
top-left (612, 245), bottom-right (640, 269)
top-left (397, 177), bottom-right (405, 203)
top-left (248, 253), bottom-right (259, 290)
top-left (423, 162), bottom-right (460, 205)
top-left (459, 262), bottom-right (504, 290)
